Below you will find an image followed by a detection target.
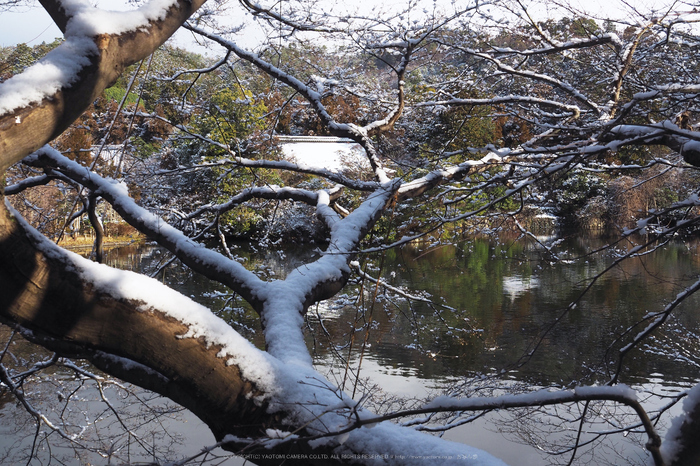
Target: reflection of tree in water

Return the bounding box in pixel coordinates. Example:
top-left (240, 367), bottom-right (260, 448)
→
top-left (309, 236), bottom-right (700, 385)
top-left (4, 232), bottom-right (700, 465)
top-left (0, 325), bottom-right (238, 465)
top-left (301, 233), bottom-right (700, 464)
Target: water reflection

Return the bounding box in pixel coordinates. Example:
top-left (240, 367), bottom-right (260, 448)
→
top-left (63, 235), bottom-right (700, 464)
top-left (96, 236), bottom-right (700, 388)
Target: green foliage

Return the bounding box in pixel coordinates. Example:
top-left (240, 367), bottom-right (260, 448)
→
top-left (0, 38), bottom-right (62, 79)
top-left (653, 186), bottom-right (680, 208)
top-left (538, 17), bottom-right (601, 40)
top-left (439, 106), bottom-right (497, 151)
top-left (553, 171), bottom-right (606, 221)
top-left (423, 93), bottom-right (498, 156)
top-left (130, 136), bottom-right (159, 159)
top-left (7, 43), bottom-right (34, 73)
top-left (103, 86), bottom-right (140, 106)
top-left (194, 87), bottom-right (268, 155)
top-left (179, 86), bottom-right (278, 236)
top-left (139, 46), bottom-right (217, 117)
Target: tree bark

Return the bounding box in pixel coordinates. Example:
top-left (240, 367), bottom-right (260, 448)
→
top-left (0, 1), bottom-right (309, 461)
top-left (0, 0), bottom-right (208, 173)
top-left (667, 391), bottom-right (700, 466)
top-left (0, 3), bottom-right (358, 462)
top-left (0, 198), bottom-right (364, 464)
top-left (86, 194), bottom-right (104, 263)
top-left (0, 199), bottom-right (268, 438)
top-left (5, 3), bottom-right (700, 465)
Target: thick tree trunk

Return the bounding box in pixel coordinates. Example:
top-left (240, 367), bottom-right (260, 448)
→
top-left (667, 390), bottom-right (700, 466)
top-left (0, 198), bottom-right (267, 437)
top-left (0, 3), bottom-right (366, 462)
top-left (0, 197), bottom-right (360, 464)
top-left (0, 0), bottom-right (208, 173)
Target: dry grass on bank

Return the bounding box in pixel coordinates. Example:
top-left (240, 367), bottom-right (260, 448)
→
top-left (57, 234), bottom-right (145, 249)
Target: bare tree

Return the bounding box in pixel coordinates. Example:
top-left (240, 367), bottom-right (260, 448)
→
top-left (3, 1), bottom-right (700, 465)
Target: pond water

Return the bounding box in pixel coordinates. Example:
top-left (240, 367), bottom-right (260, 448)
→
top-left (3, 234), bottom-right (700, 465)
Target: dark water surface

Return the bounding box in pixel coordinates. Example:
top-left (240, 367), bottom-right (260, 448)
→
top-left (103, 234), bottom-right (700, 464)
top-left (106, 236), bottom-right (700, 386)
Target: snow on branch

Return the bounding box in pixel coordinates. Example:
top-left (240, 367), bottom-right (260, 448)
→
top-left (184, 185), bottom-right (337, 220)
top-left (418, 95), bottom-right (581, 118)
top-left (0, 0), bottom-right (196, 115)
top-left (351, 385), bottom-right (662, 465)
top-left (4, 194), bottom-right (508, 465)
top-left (182, 23), bottom-right (394, 182)
top-left (57, 0), bottom-right (182, 36)
top-left (134, 116), bottom-right (379, 190)
top-left (260, 185), bottom-right (395, 364)
top-left (0, 0), bottom-right (207, 172)
top-left (489, 33), bottom-right (621, 57)
top-left (349, 261), bottom-right (435, 304)
top-left (397, 152), bottom-right (508, 201)
top-left (158, 50), bottom-right (233, 81)
top-left (238, 0), bottom-right (344, 34)
top-left (0, 36), bottom-right (95, 116)
top-left (4, 174), bottom-right (54, 195)
top-left (183, 24), bottom-right (338, 130)
top-left (24, 146), bottom-right (268, 310)
top-left (24, 147), bottom-right (397, 368)
top-left (440, 42), bottom-right (600, 113)
top-left (605, 122), bottom-right (700, 166)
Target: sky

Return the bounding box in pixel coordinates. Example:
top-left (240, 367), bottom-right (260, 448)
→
top-left (0, 5), bottom-right (61, 47)
top-left (0, 3), bottom-right (221, 51)
top-left (0, 0), bottom-right (677, 50)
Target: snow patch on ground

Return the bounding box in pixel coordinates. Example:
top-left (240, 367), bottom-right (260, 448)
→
top-left (279, 138), bottom-right (369, 173)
